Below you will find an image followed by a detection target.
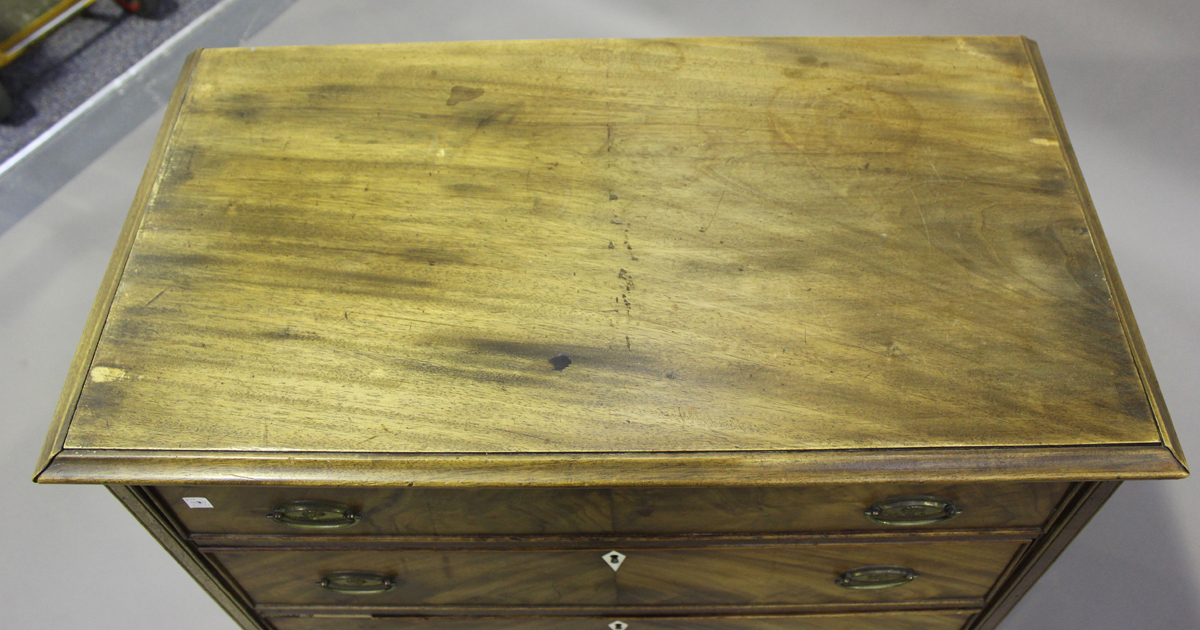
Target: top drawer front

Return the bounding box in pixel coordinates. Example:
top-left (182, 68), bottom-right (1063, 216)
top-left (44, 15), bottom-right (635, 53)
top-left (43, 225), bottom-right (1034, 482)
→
top-left (156, 483), bottom-right (1068, 537)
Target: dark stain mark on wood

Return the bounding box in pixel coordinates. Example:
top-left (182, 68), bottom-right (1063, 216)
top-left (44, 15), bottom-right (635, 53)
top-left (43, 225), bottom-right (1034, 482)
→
top-left (264, 327), bottom-right (321, 341)
top-left (1034, 174), bottom-right (1070, 195)
top-left (162, 145), bottom-right (199, 188)
top-left (476, 111), bottom-right (499, 128)
top-left (218, 91), bottom-right (267, 123)
top-left (549, 354), bottom-right (572, 371)
top-left (315, 84), bottom-right (357, 95)
top-left (458, 338), bottom-right (672, 379)
top-left (451, 183), bottom-right (493, 194)
top-left (447, 86), bottom-right (486, 106)
top-left (781, 54), bottom-right (829, 79)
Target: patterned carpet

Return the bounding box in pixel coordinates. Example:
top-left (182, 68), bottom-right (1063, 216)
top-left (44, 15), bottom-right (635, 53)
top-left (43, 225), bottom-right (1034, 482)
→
top-left (0, 0), bottom-right (221, 164)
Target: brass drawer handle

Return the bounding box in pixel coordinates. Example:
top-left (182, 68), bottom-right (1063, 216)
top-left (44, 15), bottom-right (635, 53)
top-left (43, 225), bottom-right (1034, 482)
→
top-left (318, 571), bottom-right (395, 594)
top-left (864, 495), bottom-right (961, 526)
top-left (267, 499), bottom-right (362, 528)
top-left (835, 565), bottom-right (917, 590)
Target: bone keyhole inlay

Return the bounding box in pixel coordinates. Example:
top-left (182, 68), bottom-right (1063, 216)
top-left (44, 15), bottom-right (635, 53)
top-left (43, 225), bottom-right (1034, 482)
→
top-left (603, 550), bottom-right (626, 571)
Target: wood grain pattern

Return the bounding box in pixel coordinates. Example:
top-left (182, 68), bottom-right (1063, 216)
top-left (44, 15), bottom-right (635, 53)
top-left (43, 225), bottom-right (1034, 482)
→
top-left (43, 37), bottom-right (1177, 478)
top-left (267, 610), bottom-right (977, 630)
top-left (35, 445), bottom-right (1186, 485)
top-left (158, 485), bottom-right (614, 536)
top-left (32, 49), bottom-right (203, 480)
top-left (609, 483), bottom-right (1065, 534)
top-left (1022, 39), bottom-right (1187, 473)
top-left (154, 482), bottom-right (1068, 537)
top-left (210, 541), bottom-right (1022, 607)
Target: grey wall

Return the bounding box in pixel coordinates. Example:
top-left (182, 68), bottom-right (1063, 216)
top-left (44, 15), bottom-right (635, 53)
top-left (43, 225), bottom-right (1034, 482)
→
top-left (3, 2), bottom-right (1197, 629)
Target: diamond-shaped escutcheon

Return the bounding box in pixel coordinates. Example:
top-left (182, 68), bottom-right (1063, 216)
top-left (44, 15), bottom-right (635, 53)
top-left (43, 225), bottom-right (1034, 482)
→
top-left (603, 550), bottom-right (626, 571)
top-left (609, 622), bottom-right (628, 630)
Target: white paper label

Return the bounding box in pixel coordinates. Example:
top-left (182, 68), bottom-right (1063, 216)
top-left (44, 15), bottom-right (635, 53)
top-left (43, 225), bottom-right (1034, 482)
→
top-left (183, 497), bottom-right (214, 509)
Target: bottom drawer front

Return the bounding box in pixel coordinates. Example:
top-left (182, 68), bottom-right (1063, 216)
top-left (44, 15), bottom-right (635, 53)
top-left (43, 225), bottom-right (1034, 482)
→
top-left (268, 611), bottom-right (976, 630)
top-left (213, 542), bottom-right (1021, 606)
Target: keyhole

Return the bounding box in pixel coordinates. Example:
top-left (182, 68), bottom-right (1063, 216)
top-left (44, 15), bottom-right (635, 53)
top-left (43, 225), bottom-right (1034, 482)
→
top-left (609, 622), bottom-right (628, 630)
top-left (602, 550), bottom-right (626, 571)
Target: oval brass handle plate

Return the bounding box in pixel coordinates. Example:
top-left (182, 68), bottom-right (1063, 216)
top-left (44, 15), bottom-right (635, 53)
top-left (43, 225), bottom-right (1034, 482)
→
top-left (835, 565), bottom-right (917, 590)
top-left (318, 571), bottom-right (395, 594)
top-left (864, 495), bottom-right (961, 526)
top-left (267, 499), bottom-right (362, 528)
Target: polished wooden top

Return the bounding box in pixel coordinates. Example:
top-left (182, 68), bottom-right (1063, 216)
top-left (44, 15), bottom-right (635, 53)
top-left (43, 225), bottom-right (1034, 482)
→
top-left (36, 37), bottom-right (1186, 484)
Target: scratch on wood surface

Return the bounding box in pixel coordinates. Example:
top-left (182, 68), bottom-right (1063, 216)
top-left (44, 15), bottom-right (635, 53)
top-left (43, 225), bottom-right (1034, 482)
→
top-left (144, 289), bottom-right (167, 307)
top-left (910, 189), bottom-right (933, 252)
top-left (353, 435), bottom-right (380, 448)
top-left (372, 313), bottom-right (464, 328)
top-left (700, 189), bottom-right (726, 233)
top-left (600, 122), bottom-right (614, 153)
top-left (697, 163), bottom-right (793, 215)
top-left (821, 335), bottom-right (893, 359)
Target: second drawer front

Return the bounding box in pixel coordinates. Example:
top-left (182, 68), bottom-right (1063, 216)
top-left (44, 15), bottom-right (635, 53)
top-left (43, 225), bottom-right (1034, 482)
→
top-left (211, 541), bottom-right (1022, 606)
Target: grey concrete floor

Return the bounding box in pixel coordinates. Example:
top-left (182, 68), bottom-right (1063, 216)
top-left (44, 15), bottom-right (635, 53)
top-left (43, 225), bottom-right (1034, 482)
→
top-left (3, 2), bottom-right (1198, 629)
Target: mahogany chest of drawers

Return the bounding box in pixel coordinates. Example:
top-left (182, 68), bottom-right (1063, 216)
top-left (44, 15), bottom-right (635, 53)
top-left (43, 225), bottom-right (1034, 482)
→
top-left (34, 36), bottom-right (1187, 630)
